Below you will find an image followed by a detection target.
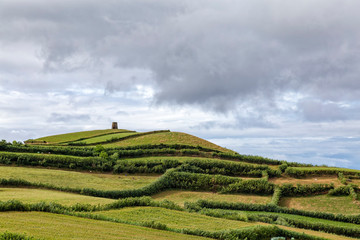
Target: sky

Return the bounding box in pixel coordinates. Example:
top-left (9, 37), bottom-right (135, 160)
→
top-left (1, 0), bottom-right (360, 169)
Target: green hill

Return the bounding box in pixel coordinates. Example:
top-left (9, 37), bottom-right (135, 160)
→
top-left (0, 128), bottom-right (359, 240)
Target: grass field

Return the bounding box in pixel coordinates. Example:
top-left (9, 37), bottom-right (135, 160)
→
top-left (0, 212), bottom-right (211, 240)
top-left (103, 132), bottom-right (232, 152)
top-left (0, 188), bottom-right (114, 205)
top-left (269, 176), bottom-right (342, 187)
top-left (279, 195), bottom-right (360, 215)
top-left (152, 190), bottom-right (271, 206)
top-left (73, 132), bottom-right (139, 144)
top-left (0, 166), bottom-right (160, 190)
top-left (119, 156), bottom-right (264, 168)
top-left (35, 129), bottom-right (130, 144)
top-left (278, 225), bottom-right (359, 240)
top-left (95, 206), bottom-right (260, 231)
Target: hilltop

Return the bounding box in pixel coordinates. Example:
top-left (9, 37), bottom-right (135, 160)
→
top-left (0, 128), bottom-right (359, 240)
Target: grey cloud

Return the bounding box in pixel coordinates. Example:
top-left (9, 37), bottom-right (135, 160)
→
top-left (48, 113), bottom-right (90, 123)
top-left (298, 100), bottom-right (348, 122)
top-left (1, 0), bottom-right (360, 118)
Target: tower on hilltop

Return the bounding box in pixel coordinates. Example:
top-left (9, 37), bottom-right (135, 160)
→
top-left (112, 122), bottom-right (118, 129)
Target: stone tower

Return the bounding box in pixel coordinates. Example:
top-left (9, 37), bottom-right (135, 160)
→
top-left (112, 122), bottom-right (118, 129)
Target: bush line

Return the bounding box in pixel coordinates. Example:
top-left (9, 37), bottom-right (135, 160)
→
top-left (186, 199), bottom-right (360, 224)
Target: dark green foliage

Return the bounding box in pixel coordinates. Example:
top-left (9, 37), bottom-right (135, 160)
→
top-left (221, 179), bottom-right (275, 195)
top-left (212, 152), bottom-right (283, 165)
top-left (285, 167), bottom-right (360, 178)
top-left (280, 183), bottom-right (333, 196)
top-left (0, 152), bottom-right (111, 171)
top-left (0, 232), bottom-right (39, 240)
top-left (338, 172), bottom-right (348, 185)
top-left (328, 185), bottom-right (352, 196)
top-left (270, 187), bottom-right (282, 206)
top-left (113, 158), bottom-right (180, 173)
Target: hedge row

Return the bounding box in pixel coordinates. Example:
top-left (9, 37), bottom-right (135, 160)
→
top-left (0, 142), bottom-right (220, 158)
top-left (270, 187), bottom-right (282, 205)
top-left (199, 208), bottom-right (360, 239)
top-left (0, 232), bottom-right (39, 240)
top-left (186, 199), bottom-right (360, 224)
top-left (220, 179), bottom-right (275, 195)
top-left (0, 151), bottom-right (112, 171)
top-left (280, 183), bottom-right (334, 196)
top-left (285, 167), bottom-right (360, 178)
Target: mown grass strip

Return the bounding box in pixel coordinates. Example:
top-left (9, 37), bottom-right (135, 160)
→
top-left (0, 188), bottom-right (115, 206)
top-left (32, 129), bottom-right (130, 144)
top-left (0, 166), bottom-right (159, 191)
top-left (0, 212), bottom-right (210, 240)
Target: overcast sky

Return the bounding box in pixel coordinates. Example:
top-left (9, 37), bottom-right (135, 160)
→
top-left (1, 0), bottom-right (360, 169)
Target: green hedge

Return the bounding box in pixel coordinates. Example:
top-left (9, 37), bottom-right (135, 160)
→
top-left (285, 167), bottom-right (360, 178)
top-left (280, 183), bottom-right (333, 196)
top-left (221, 179), bottom-right (275, 195)
top-left (186, 199), bottom-right (360, 224)
top-left (0, 151), bottom-right (111, 171)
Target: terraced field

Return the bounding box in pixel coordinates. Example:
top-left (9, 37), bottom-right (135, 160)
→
top-left (0, 166), bottom-right (160, 190)
top-left (0, 212), bottom-right (211, 240)
top-left (152, 190), bottom-right (271, 206)
top-left (0, 128), bottom-right (359, 239)
top-left (0, 188), bottom-right (115, 205)
top-left (33, 129), bottom-right (130, 144)
top-left (279, 195), bottom-right (360, 215)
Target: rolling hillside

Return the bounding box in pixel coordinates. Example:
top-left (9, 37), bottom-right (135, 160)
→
top-left (0, 128), bottom-right (359, 240)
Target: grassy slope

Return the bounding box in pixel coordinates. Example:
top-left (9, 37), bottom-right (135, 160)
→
top-left (0, 166), bottom-right (160, 191)
top-left (278, 225), bottom-right (359, 240)
top-left (118, 156), bottom-right (264, 167)
top-left (152, 190), bottom-right (271, 206)
top-left (95, 206), bottom-right (260, 231)
top-left (269, 176), bottom-right (342, 187)
top-left (0, 188), bottom-right (114, 206)
top-left (0, 212), bottom-right (210, 240)
top-left (103, 132), bottom-right (232, 152)
top-left (279, 195), bottom-right (360, 215)
top-left (35, 129), bottom-right (130, 144)
top-left (74, 132), bottom-right (139, 144)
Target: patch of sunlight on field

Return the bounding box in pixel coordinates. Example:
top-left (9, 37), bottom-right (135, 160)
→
top-left (0, 212), bottom-right (210, 240)
top-left (0, 166), bottom-right (160, 190)
top-left (152, 190), bottom-right (271, 206)
top-left (95, 206), bottom-right (259, 231)
top-left (0, 188), bottom-right (114, 206)
top-left (279, 194), bottom-right (360, 215)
